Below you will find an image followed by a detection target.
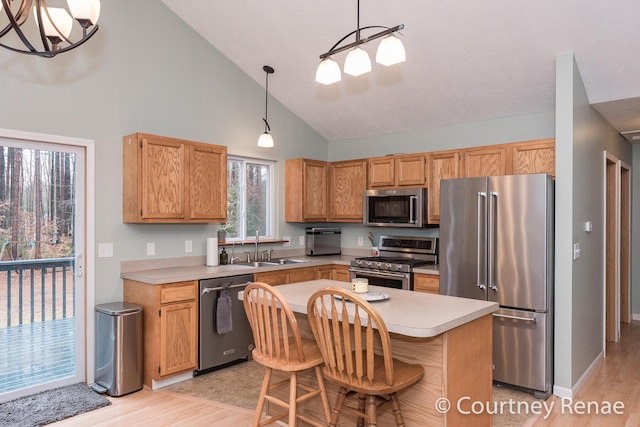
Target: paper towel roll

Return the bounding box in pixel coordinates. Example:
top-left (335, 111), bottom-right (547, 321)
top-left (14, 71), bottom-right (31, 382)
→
top-left (206, 237), bottom-right (219, 266)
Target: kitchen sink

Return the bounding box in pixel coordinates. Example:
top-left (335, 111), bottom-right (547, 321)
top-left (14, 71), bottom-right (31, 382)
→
top-left (237, 261), bottom-right (279, 267)
top-left (274, 258), bottom-right (311, 265)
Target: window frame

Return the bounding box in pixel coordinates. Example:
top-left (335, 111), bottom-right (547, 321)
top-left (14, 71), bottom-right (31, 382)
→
top-left (226, 155), bottom-right (276, 241)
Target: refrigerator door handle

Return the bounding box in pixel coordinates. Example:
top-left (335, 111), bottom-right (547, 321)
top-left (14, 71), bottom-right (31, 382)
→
top-left (488, 191), bottom-right (498, 292)
top-left (493, 313), bottom-right (537, 323)
top-left (477, 191), bottom-right (487, 290)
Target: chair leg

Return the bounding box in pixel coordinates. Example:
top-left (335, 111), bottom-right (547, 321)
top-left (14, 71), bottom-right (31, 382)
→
top-left (313, 366), bottom-right (332, 423)
top-left (254, 367), bottom-right (272, 427)
top-left (289, 372), bottom-right (297, 427)
top-left (357, 393), bottom-right (366, 427)
top-left (365, 394), bottom-right (377, 427)
top-left (389, 392), bottom-right (406, 427)
top-left (328, 386), bottom-right (349, 427)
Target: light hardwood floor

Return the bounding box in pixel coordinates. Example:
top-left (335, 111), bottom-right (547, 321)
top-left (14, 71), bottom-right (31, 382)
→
top-left (51, 321), bottom-right (640, 426)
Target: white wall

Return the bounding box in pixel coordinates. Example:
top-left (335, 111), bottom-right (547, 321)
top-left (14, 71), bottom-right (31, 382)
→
top-left (554, 53), bottom-right (632, 392)
top-left (0, 0), bottom-right (328, 304)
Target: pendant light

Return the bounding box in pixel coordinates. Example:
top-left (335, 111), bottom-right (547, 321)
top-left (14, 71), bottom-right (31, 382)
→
top-left (0, 0), bottom-right (100, 58)
top-left (316, 0), bottom-right (405, 85)
top-left (258, 65), bottom-right (275, 148)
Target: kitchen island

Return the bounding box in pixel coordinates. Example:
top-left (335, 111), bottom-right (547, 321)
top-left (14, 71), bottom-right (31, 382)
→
top-left (268, 279), bottom-right (498, 426)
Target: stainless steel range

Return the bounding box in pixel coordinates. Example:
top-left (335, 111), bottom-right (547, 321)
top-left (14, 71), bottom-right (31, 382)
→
top-left (349, 235), bottom-right (438, 290)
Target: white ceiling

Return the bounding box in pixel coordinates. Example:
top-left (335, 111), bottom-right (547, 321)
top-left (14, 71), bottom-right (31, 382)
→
top-left (160, 0), bottom-right (640, 143)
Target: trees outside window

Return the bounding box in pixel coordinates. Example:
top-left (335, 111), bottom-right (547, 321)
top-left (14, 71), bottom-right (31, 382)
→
top-left (226, 156), bottom-right (274, 240)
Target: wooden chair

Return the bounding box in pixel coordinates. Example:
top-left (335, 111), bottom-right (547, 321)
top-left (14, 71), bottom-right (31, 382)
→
top-left (306, 287), bottom-right (424, 427)
top-left (242, 282), bottom-right (331, 427)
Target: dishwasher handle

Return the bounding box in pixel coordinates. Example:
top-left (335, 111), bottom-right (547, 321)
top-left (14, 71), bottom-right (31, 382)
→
top-left (201, 281), bottom-right (253, 295)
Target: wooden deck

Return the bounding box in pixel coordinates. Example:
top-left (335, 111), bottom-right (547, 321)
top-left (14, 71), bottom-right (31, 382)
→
top-left (0, 317), bottom-right (76, 395)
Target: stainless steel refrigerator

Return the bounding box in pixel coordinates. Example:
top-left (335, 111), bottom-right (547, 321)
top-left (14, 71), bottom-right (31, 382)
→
top-left (439, 173), bottom-right (554, 398)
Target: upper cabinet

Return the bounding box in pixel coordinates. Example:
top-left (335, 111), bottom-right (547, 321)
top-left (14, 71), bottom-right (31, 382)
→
top-left (285, 158), bottom-right (328, 222)
top-left (329, 159), bottom-right (367, 222)
top-left (123, 133), bottom-right (227, 223)
top-left (367, 153), bottom-right (427, 188)
top-left (511, 139), bottom-right (556, 177)
top-left (462, 146), bottom-right (509, 177)
top-left (427, 150), bottom-right (461, 224)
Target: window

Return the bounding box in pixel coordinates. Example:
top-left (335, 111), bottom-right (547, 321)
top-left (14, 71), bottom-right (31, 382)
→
top-left (226, 156), bottom-right (275, 240)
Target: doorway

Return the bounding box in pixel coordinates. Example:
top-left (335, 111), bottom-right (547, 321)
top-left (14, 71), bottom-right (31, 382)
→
top-left (0, 129), bottom-right (94, 403)
top-left (604, 152), bottom-right (631, 346)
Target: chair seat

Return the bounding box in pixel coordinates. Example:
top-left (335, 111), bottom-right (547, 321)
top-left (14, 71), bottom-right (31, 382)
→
top-left (323, 352), bottom-right (424, 395)
top-left (252, 336), bottom-right (325, 372)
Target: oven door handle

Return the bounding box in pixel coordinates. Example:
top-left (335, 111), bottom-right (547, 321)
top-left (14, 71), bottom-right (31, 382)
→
top-left (349, 268), bottom-right (409, 280)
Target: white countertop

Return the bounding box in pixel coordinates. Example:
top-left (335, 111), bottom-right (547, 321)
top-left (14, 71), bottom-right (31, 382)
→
top-left (271, 279), bottom-right (497, 338)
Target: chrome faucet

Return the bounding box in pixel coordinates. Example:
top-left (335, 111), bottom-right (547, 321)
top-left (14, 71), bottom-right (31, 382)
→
top-left (254, 230), bottom-right (259, 262)
top-left (229, 241), bottom-right (241, 264)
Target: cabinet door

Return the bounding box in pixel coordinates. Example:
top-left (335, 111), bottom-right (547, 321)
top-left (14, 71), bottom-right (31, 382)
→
top-left (141, 136), bottom-right (186, 220)
top-left (317, 265), bottom-right (333, 280)
top-left (368, 157), bottom-right (395, 188)
top-left (512, 139), bottom-right (555, 177)
top-left (463, 146), bottom-right (508, 177)
top-left (303, 160), bottom-right (328, 220)
top-left (159, 301), bottom-right (197, 376)
top-left (255, 271), bottom-right (288, 286)
top-left (288, 266), bottom-right (317, 283)
top-left (414, 273), bottom-right (440, 294)
top-left (189, 143), bottom-right (227, 221)
top-left (332, 266), bottom-right (351, 282)
top-left (428, 151), bottom-right (461, 224)
top-left (395, 154), bottom-right (426, 186)
top-left (329, 160), bottom-right (367, 221)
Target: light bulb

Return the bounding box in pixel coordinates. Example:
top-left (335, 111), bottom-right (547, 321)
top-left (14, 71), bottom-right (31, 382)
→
top-left (67, 0), bottom-right (101, 25)
top-left (34, 7), bottom-right (73, 39)
top-left (376, 34), bottom-right (406, 66)
top-left (344, 47), bottom-right (371, 76)
top-left (315, 57), bottom-right (341, 85)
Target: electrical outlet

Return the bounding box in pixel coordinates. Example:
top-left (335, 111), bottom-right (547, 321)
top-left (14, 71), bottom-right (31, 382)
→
top-left (573, 243), bottom-right (581, 260)
top-left (185, 240), bottom-right (192, 253)
top-left (98, 243), bottom-right (113, 258)
top-left (283, 236), bottom-right (291, 247)
top-left (147, 242), bottom-right (155, 256)
top-left (358, 237), bottom-right (364, 246)
top-left (299, 235), bottom-right (305, 246)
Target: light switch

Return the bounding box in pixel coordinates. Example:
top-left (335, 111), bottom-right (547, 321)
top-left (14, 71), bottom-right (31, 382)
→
top-left (358, 237), bottom-right (364, 247)
top-left (585, 221), bottom-right (593, 233)
top-left (299, 236), bottom-right (305, 246)
top-left (98, 243), bottom-right (113, 258)
top-left (147, 242), bottom-right (155, 256)
top-left (185, 240), bottom-right (192, 253)
top-left (573, 243), bottom-right (581, 260)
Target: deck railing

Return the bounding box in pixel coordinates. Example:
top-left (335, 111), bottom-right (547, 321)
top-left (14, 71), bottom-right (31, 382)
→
top-left (0, 257), bottom-right (75, 328)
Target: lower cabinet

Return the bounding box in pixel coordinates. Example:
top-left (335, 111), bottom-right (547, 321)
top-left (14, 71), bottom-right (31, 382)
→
top-left (414, 273), bottom-right (440, 294)
top-left (317, 264), bottom-right (350, 282)
top-left (255, 266), bottom-right (317, 286)
top-left (123, 279), bottom-right (198, 387)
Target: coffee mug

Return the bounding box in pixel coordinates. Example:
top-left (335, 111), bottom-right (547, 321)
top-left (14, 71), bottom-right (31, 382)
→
top-left (352, 278), bottom-right (369, 293)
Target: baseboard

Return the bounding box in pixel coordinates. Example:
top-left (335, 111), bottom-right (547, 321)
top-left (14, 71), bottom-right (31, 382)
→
top-left (151, 371), bottom-right (193, 390)
top-left (553, 350), bottom-right (604, 399)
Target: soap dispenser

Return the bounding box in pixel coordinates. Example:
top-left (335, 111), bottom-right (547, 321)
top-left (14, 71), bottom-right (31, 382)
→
top-left (219, 248), bottom-right (228, 265)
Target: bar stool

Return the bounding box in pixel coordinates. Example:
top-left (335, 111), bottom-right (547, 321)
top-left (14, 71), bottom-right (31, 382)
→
top-left (242, 282), bottom-right (331, 427)
top-left (307, 287), bottom-right (424, 427)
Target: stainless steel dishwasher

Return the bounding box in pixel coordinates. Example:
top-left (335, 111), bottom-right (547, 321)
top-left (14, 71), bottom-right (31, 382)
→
top-left (195, 274), bottom-right (255, 375)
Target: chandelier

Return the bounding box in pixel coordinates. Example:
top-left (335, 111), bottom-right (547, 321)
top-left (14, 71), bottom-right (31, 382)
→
top-left (0, 0), bottom-right (100, 58)
top-left (315, 0), bottom-right (405, 85)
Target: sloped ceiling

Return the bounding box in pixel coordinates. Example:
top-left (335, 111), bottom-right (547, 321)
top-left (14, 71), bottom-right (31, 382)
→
top-left (161, 0), bottom-right (640, 143)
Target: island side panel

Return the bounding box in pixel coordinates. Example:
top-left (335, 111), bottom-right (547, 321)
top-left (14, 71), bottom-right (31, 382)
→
top-left (444, 314), bottom-right (493, 426)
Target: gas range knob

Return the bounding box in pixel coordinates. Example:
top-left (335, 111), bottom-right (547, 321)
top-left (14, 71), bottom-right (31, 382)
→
top-left (375, 262), bottom-right (382, 268)
top-left (355, 260), bottom-right (363, 266)
top-left (385, 263), bottom-right (392, 269)
top-left (395, 264), bottom-right (403, 270)
top-left (366, 261), bottom-right (373, 267)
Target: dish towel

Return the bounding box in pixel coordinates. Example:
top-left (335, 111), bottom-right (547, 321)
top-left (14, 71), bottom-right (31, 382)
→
top-left (216, 282), bottom-right (233, 334)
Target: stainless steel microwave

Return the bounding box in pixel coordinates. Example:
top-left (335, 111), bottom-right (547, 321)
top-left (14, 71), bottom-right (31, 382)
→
top-left (364, 188), bottom-right (433, 228)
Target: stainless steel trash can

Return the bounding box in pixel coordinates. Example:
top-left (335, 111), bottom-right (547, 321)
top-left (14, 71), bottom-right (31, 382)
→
top-left (95, 302), bottom-right (143, 397)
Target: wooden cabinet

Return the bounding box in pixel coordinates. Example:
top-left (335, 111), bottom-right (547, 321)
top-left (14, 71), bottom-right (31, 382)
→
top-left (255, 266), bottom-right (318, 286)
top-left (123, 280), bottom-right (198, 387)
top-left (285, 158), bottom-right (328, 222)
top-left (317, 264), bottom-right (350, 282)
top-left (123, 133), bottom-right (227, 223)
top-left (462, 146), bottom-right (509, 177)
top-left (414, 273), bottom-right (440, 294)
top-left (329, 159), bottom-right (367, 221)
top-left (367, 153), bottom-right (426, 188)
top-left (427, 150), bottom-right (461, 224)
top-left (511, 139), bottom-right (555, 177)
